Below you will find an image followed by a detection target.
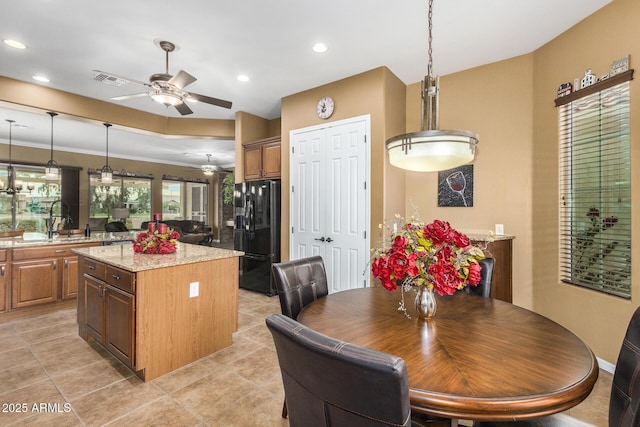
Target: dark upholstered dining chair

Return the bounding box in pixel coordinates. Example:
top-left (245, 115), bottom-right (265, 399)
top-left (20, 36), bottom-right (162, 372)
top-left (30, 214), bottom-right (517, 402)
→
top-left (271, 255), bottom-right (329, 321)
top-left (474, 305), bottom-right (640, 427)
top-left (266, 313), bottom-right (416, 427)
top-left (271, 255), bottom-right (329, 418)
top-left (465, 257), bottom-right (495, 298)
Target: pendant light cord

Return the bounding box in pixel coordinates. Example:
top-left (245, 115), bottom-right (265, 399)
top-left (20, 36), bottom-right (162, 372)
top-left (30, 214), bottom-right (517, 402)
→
top-left (47, 111), bottom-right (58, 160)
top-left (427, 0), bottom-right (433, 77)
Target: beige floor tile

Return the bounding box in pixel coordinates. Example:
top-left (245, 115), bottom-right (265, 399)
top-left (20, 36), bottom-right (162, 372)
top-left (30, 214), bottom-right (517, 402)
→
top-left (103, 396), bottom-right (201, 427)
top-left (70, 376), bottom-right (165, 427)
top-left (0, 359), bottom-right (49, 395)
top-left (19, 319), bottom-right (79, 345)
top-left (230, 347), bottom-right (280, 386)
top-left (152, 354), bottom-right (220, 394)
top-left (51, 356), bottom-right (135, 400)
top-left (0, 346), bottom-right (37, 371)
top-left (203, 387), bottom-right (288, 427)
top-left (0, 379), bottom-right (68, 425)
top-left (30, 335), bottom-right (114, 377)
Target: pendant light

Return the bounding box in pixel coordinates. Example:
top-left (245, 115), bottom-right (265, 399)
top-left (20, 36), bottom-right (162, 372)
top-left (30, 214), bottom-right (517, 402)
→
top-left (3, 119), bottom-right (17, 194)
top-left (385, 0), bottom-right (478, 172)
top-left (45, 111), bottom-right (60, 181)
top-left (100, 123), bottom-right (113, 184)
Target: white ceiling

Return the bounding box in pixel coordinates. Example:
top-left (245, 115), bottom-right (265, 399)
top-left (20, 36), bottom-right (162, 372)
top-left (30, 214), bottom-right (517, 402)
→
top-left (0, 0), bottom-right (611, 170)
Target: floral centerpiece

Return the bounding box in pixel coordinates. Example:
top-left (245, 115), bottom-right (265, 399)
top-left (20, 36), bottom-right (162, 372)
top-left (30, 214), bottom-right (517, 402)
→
top-left (133, 228), bottom-right (180, 254)
top-left (371, 218), bottom-right (485, 318)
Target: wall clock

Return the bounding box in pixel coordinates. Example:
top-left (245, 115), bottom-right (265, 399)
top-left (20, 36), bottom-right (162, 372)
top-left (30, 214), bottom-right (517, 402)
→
top-left (317, 96), bottom-right (334, 119)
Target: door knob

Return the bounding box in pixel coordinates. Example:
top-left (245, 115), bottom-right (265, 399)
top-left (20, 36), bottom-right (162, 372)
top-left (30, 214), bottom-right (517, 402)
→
top-left (326, 237), bottom-right (333, 243)
top-left (314, 237), bottom-right (326, 242)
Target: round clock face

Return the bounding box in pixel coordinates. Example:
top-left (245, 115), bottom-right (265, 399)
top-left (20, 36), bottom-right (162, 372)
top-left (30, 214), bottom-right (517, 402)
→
top-left (317, 96), bottom-right (334, 119)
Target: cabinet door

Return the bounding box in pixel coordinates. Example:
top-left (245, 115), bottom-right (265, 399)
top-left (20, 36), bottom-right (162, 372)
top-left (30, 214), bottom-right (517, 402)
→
top-left (105, 285), bottom-right (135, 368)
top-left (261, 141), bottom-right (281, 179)
top-left (62, 255), bottom-right (79, 300)
top-left (11, 258), bottom-right (58, 309)
top-left (243, 144), bottom-right (263, 181)
top-left (0, 263), bottom-right (7, 312)
top-left (84, 274), bottom-right (105, 342)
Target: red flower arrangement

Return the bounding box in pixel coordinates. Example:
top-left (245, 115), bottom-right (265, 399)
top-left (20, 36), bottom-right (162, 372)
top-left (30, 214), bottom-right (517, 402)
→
top-left (371, 219), bottom-right (485, 296)
top-left (133, 228), bottom-right (180, 254)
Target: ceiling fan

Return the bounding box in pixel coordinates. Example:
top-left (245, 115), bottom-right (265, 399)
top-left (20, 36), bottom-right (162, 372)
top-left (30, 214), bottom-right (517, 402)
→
top-left (93, 40), bottom-right (232, 116)
top-left (200, 154), bottom-right (233, 175)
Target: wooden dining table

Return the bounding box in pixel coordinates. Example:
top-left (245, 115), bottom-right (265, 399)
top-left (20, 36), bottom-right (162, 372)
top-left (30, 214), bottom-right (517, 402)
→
top-left (297, 286), bottom-right (599, 422)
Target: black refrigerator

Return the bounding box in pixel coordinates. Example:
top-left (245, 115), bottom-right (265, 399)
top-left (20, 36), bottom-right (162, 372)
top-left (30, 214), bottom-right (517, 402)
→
top-left (234, 180), bottom-right (281, 296)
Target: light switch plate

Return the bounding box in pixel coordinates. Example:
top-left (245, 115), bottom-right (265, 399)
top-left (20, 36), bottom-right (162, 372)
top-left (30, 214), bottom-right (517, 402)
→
top-left (190, 282), bottom-right (199, 298)
top-left (495, 224), bottom-right (504, 235)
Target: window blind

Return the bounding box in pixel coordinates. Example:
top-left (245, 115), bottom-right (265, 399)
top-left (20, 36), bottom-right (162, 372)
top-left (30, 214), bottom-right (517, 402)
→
top-left (559, 81), bottom-right (631, 298)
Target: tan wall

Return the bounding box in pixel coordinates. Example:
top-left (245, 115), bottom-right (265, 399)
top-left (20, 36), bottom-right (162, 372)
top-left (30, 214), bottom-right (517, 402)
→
top-left (404, 55), bottom-right (535, 308)
top-left (280, 67), bottom-right (406, 262)
top-left (531, 0), bottom-right (640, 364)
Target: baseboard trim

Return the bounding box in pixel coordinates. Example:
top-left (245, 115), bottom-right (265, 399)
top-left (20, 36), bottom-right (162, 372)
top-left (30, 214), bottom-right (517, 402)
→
top-left (597, 357), bottom-right (615, 374)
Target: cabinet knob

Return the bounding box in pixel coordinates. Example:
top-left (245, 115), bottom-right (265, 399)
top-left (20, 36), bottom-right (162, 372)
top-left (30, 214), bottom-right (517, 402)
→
top-left (64, 259), bottom-right (68, 268)
top-left (1, 265), bottom-right (4, 276)
top-left (53, 260), bottom-right (57, 270)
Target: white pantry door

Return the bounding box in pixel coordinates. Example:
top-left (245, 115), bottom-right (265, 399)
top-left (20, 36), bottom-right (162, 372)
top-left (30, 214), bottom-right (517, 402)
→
top-left (290, 115), bottom-right (370, 293)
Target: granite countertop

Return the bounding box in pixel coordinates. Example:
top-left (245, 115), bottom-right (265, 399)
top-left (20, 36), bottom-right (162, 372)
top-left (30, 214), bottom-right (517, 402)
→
top-left (467, 233), bottom-right (515, 242)
top-left (73, 243), bottom-right (244, 272)
top-left (0, 231), bottom-right (139, 248)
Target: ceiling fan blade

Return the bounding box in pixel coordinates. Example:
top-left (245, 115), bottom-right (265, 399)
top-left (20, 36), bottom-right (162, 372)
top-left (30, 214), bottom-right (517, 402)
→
top-left (189, 92), bottom-right (232, 109)
top-left (174, 102), bottom-right (193, 115)
top-left (93, 70), bottom-right (150, 88)
top-left (169, 70), bottom-right (197, 89)
top-left (110, 92), bottom-right (149, 101)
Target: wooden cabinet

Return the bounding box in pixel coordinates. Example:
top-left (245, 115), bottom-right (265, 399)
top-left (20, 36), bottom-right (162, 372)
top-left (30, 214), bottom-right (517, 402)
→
top-left (243, 136), bottom-right (281, 181)
top-left (471, 237), bottom-right (513, 303)
top-left (10, 242), bottom-right (99, 309)
top-left (82, 259), bottom-right (135, 368)
top-left (0, 250), bottom-right (8, 313)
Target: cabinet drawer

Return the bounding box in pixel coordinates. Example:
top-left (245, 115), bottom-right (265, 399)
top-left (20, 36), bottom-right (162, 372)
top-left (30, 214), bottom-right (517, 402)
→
top-left (82, 257), bottom-right (107, 281)
top-left (12, 245), bottom-right (74, 261)
top-left (106, 265), bottom-right (135, 293)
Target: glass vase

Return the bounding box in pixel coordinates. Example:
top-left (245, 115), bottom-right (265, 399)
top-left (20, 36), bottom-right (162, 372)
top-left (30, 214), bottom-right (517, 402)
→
top-left (415, 285), bottom-right (437, 319)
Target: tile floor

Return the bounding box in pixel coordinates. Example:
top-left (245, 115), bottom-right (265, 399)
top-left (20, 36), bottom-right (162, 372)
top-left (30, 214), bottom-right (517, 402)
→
top-left (0, 289), bottom-right (612, 426)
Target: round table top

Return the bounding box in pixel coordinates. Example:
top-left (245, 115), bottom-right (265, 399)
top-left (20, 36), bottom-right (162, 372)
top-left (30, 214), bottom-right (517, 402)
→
top-left (297, 287), bottom-right (599, 421)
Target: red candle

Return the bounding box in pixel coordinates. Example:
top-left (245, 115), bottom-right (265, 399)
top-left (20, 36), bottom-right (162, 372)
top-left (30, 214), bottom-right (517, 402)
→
top-left (153, 213), bottom-right (162, 221)
top-left (158, 223), bottom-right (168, 234)
top-left (147, 222), bottom-right (156, 233)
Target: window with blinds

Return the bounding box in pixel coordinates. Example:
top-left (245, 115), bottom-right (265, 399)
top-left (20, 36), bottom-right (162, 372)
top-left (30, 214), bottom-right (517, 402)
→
top-left (558, 77), bottom-right (631, 298)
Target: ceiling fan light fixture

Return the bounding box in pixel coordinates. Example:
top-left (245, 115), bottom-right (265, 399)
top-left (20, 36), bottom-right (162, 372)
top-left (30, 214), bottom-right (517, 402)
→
top-left (385, 0), bottom-right (479, 172)
top-left (151, 90), bottom-right (182, 106)
top-left (201, 154), bottom-right (217, 175)
top-left (45, 112), bottom-right (60, 181)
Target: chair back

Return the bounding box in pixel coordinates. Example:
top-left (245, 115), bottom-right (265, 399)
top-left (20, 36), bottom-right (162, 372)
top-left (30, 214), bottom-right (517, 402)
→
top-left (105, 221), bottom-right (128, 232)
top-left (465, 257), bottom-right (494, 298)
top-left (610, 305), bottom-right (640, 427)
top-left (266, 314), bottom-right (411, 427)
top-left (272, 256), bottom-right (328, 320)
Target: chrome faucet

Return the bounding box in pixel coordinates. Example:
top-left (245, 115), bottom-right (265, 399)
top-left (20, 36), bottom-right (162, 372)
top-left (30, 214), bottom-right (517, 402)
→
top-left (48, 199), bottom-right (72, 238)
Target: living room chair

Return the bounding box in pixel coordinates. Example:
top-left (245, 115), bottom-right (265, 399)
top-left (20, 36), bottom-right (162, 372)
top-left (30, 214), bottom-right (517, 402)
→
top-left (465, 257), bottom-right (495, 298)
top-left (266, 313), bottom-right (419, 427)
top-left (271, 255), bottom-right (329, 418)
top-left (104, 221), bottom-right (128, 232)
top-left (474, 305), bottom-right (640, 426)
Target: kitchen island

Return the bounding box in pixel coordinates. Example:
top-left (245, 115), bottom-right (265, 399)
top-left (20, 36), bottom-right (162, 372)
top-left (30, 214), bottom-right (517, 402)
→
top-left (75, 243), bottom-right (243, 382)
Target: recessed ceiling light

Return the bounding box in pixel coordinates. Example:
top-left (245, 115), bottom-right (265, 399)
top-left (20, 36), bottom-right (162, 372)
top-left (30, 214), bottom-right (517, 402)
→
top-left (3, 39), bottom-right (26, 49)
top-left (237, 75), bottom-right (250, 82)
top-left (312, 43), bottom-right (328, 53)
top-left (32, 75), bottom-right (50, 83)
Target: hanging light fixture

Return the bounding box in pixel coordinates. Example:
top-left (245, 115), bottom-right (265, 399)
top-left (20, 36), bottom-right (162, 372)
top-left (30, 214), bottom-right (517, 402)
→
top-left (45, 111), bottom-right (60, 181)
top-left (100, 123), bottom-right (113, 184)
top-left (385, 0), bottom-right (478, 172)
top-left (201, 154), bottom-right (216, 175)
top-left (3, 119), bottom-right (17, 194)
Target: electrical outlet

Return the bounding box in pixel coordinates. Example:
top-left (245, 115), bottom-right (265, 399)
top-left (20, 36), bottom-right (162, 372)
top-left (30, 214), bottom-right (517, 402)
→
top-left (495, 224), bottom-right (504, 235)
top-left (190, 282), bottom-right (199, 298)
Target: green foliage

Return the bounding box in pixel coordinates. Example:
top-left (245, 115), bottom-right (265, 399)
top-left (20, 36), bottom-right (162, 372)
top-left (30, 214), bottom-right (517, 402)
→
top-left (223, 173), bottom-right (235, 206)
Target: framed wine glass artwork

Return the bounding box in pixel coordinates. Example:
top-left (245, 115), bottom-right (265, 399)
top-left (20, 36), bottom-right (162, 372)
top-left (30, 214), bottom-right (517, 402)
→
top-left (438, 165), bottom-right (474, 207)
